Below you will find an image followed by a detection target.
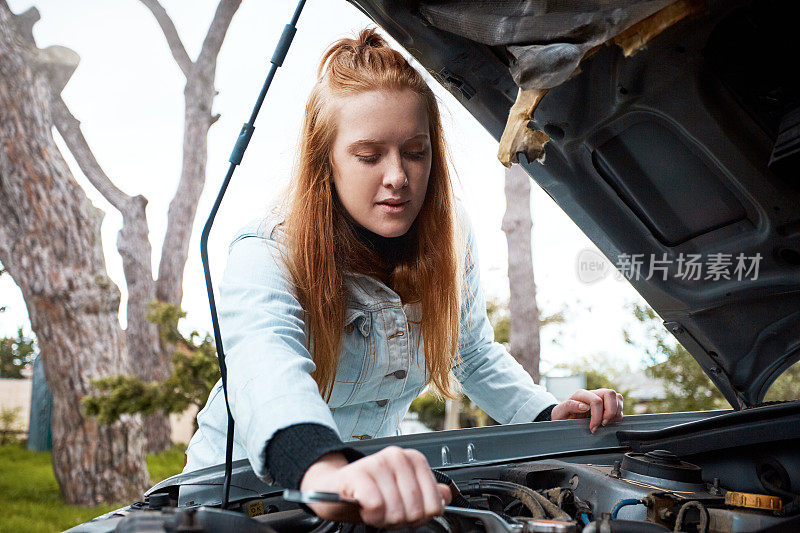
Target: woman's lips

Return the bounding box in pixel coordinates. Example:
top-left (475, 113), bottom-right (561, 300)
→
top-left (376, 200), bottom-right (408, 213)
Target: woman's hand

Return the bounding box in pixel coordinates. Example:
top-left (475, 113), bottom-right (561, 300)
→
top-left (299, 446), bottom-right (452, 529)
top-left (550, 388), bottom-right (624, 433)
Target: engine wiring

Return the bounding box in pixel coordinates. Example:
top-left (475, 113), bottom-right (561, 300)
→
top-left (610, 498), bottom-right (643, 520)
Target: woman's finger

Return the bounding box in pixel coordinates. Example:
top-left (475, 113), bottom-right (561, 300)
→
top-left (601, 389), bottom-right (618, 426)
top-left (568, 389), bottom-right (604, 432)
top-left (550, 398), bottom-right (588, 421)
top-left (566, 399), bottom-right (590, 418)
top-left (341, 470), bottom-right (384, 524)
top-left (388, 448), bottom-right (426, 526)
top-left (406, 449), bottom-right (445, 518)
top-left (438, 483), bottom-right (453, 506)
top-left (404, 483), bottom-right (451, 530)
top-left (362, 452), bottom-right (406, 527)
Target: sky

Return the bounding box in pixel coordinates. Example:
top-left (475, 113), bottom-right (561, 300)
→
top-left (0, 0), bottom-right (651, 374)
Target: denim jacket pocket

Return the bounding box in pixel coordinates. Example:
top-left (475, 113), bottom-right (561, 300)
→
top-left (328, 308), bottom-right (373, 407)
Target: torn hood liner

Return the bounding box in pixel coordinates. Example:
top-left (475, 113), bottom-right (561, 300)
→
top-left (346, 0), bottom-right (800, 408)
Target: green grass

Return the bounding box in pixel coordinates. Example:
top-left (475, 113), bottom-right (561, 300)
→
top-left (146, 443), bottom-right (188, 485)
top-left (0, 441), bottom-right (186, 533)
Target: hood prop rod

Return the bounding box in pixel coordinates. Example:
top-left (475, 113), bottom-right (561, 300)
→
top-left (199, 0), bottom-right (306, 509)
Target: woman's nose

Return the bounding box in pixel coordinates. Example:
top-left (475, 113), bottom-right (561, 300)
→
top-left (383, 153), bottom-right (408, 189)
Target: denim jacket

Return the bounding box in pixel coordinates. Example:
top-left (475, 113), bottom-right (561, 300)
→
top-left (183, 208), bottom-right (558, 481)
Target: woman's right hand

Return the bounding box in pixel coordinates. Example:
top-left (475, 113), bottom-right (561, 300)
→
top-left (299, 446), bottom-right (452, 529)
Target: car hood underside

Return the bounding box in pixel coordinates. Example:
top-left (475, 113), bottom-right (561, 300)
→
top-left (347, 0), bottom-right (800, 408)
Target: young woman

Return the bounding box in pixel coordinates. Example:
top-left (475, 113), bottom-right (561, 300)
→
top-left (184, 28), bottom-right (624, 529)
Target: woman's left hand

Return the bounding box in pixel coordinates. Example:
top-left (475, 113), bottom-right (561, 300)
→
top-left (550, 388), bottom-right (624, 433)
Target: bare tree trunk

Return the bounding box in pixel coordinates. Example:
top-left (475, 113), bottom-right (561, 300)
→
top-left (501, 165), bottom-right (542, 383)
top-left (0, 3), bottom-right (148, 504)
top-left (50, 0), bottom-right (241, 453)
top-left (51, 99), bottom-right (169, 453)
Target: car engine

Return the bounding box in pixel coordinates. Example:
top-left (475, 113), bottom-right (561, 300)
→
top-left (99, 441), bottom-right (798, 533)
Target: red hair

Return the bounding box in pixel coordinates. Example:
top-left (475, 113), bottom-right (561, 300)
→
top-left (282, 28), bottom-right (461, 400)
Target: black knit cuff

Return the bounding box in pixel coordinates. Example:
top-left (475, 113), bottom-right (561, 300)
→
top-left (534, 404), bottom-right (556, 422)
top-left (264, 423), bottom-right (364, 490)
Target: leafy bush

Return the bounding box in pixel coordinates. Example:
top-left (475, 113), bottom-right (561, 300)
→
top-left (82, 302), bottom-right (219, 428)
top-left (0, 407), bottom-right (22, 445)
top-left (0, 328), bottom-right (36, 379)
top-left (409, 391), bottom-right (446, 430)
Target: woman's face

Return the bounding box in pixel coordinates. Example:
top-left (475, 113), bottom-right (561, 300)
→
top-left (330, 89), bottom-right (432, 238)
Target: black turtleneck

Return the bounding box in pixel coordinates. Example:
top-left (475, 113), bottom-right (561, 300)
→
top-left (350, 220), bottom-right (415, 270)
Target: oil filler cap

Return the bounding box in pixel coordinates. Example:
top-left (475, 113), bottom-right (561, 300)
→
top-left (725, 491), bottom-right (783, 512)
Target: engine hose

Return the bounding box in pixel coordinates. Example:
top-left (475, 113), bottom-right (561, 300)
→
top-left (673, 501), bottom-right (708, 533)
top-left (543, 487), bottom-right (571, 509)
top-left (583, 519), bottom-right (671, 532)
top-left (526, 488), bottom-right (572, 522)
top-left (463, 480), bottom-right (572, 521)
top-left (782, 497), bottom-right (800, 516)
top-left (432, 470), bottom-right (473, 509)
top-left (611, 499), bottom-right (642, 519)
top-left (573, 494), bottom-right (593, 520)
top-left (760, 474), bottom-right (800, 516)
top-left (460, 480), bottom-right (545, 519)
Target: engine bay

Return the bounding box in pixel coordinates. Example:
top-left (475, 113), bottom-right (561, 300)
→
top-left (105, 439), bottom-right (798, 533)
top-left (64, 405), bottom-right (799, 532)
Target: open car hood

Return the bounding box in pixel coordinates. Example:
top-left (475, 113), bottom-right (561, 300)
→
top-left (346, 0), bottom-right (800, 408)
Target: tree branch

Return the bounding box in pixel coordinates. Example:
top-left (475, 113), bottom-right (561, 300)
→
top-left (154, 0), bottom-right (241, 308)
top-left (197, 0), bottom-right (242, 70)
top-left (138, 0), bottom-right (192, 78)
top-left (51, 97), bottom-right (131, 212)
top-left (1, 2), bottom-right (39, 47)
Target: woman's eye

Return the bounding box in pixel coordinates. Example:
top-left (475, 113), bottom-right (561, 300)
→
top-left (356, 154), bottom-right (380, 164)
top-left (355, 149), bottom-right (427, 163)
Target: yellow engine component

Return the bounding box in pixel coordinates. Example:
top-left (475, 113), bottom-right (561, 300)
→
top-left (725, 491), bottom-right (783, 512)
top-left (247, 500), bottom-right (265, 517)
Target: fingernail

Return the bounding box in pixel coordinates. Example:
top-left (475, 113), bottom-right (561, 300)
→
top-left (578, 402), bottom-right (589, 411)
top-left (602, 419), bottom-right (608, 426)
